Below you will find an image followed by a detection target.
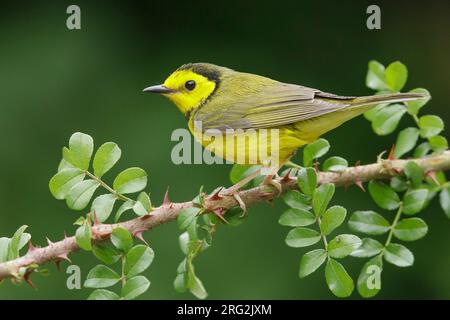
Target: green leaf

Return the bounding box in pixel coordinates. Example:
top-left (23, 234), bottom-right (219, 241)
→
top-left (111, 227), bottom-right (133, 253)
top-left (320, 206), bottom-right (347, 236)
top-left (364, 104), bottom-right (385, 122)
top-left (366, 60), bottom-right (387, 91)
top-left (84, 265), bottom-right (121, 288)
top-left (440, 187), bottom-right (450, 219)
top-left (7, 225), bottom-right (28, 260)
top-left (323, 156), bottom-right (348, 172)
top-left (350, 238), bottom-right (384, 258)
top-left (403, 189), bottom-right (428, 215)
top-left (385, 61), bottom-right (408, 92)
top-left (303, 138), bottom-right (330, 167)
top-left (178, 232), bottom-right (189, 255)
top-left (297, 168), bottom-right (317, 197)
top-left (327, 234), bottom-right (362, 259)
top-left (384, 243), bottom-right (414, 267)
top-left (189, 275), bottom-right (208, 299)
top-left (49, 169), bottom-right (85, 200)
top-left (18, 233), bottom-right (31, 251)
top-left (133, 192), bottom-right (152, 216)
top-left (174, 273), bottom-right (187, 293)
top-left (64, 132), bottom-right (94, 170)
top-left (121, 276), bottom-right (150, 300)
top-left (113, 167), bottom-right (147, 194)
top-left (368, 181), bottom-right (400, 210)
top-left (91, 194), bottom-right (117, 223)
top-left (393, 128), bottom-right (419, 158)
top-left (393, 218), bottom-right (428, 241)
top-left (114, 200), bottom-right (134, 222)
top-left (124, 245), bottom-right (155, 278)
top-left (357, 255), bottom-right (383, 298)
top-left (299, 249), bottom-right (327, 278)
top-left (406, 88), bottom-right (430, 115)
top-left (73, 216), bottom-right (86, 226)
top-left (75, 224), bottom-right (92, 251)
top-left (66, 179), bottom-right (100, 210)
top-left (92, 244), bottom-right (121, 265)
top-left (88, 289), bottom-right (120, 300)
top-left (229, 164), bottom-right (261, 185)
top-left (419, 115), bottom-right (444, 138)
top-left (348, 210), bottom-right (390, 235)
top-left (93, 142), bottom-right (122, 178)
top-left (414, 142), bottom-right (431, 158)
top-left (372, 104), bottom-right (406, 136)
top-left (404, 161), bottom-right (424, 188)
top-left (0, 238), bottom-right (10, 263)
top-left (312, 183), bottom-right (335, 217)
top-left (429, 135), bottom-right (448, 153)
top-left (283, 190), bottom-right (311, 210)
top-left (325, 258), bottom-right (354, 298)
top-left (285, 227), bottom-right (321, 248)
top-left (278, 208), bottom-right (315, 227)
top-left (58, 158), bottom-right (75, 172)
top-left (178, 207), bottom-right (201, 230)
top-left (390, 176), bottom-right (408, 192)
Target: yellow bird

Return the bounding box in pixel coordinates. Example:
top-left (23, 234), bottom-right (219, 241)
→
top-left (144, 63), bottom-right (424, 191)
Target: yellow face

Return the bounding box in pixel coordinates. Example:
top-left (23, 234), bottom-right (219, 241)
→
top-left (162, 70), bottom-right (217, 114)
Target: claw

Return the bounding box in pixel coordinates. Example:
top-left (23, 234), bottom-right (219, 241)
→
top-left (263, 175), bottom-right (282, 194)
top-left (223, 168), bottom-right (262, 196)
top-left (232, 193), bottom-right (247, 216)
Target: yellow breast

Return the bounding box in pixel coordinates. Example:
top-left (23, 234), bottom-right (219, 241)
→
top-left (188, 117), bottom-right (308, 167)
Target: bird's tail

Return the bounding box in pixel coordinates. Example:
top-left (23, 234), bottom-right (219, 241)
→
top-left (349, 92), bottom-right (427, 108)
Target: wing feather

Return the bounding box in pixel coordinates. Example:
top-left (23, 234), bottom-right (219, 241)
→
top-left (193, 73), bottom-right (351, 132)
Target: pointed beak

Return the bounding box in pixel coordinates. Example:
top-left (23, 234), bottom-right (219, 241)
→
top-left (142, 84), bottom-right (177, 94)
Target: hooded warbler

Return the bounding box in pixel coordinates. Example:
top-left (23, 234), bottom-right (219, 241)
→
top-left (144, 63), bottom-right (424, 177)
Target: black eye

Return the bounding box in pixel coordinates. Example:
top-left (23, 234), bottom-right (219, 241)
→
top-left (185, 80), bottom-right (196, 91)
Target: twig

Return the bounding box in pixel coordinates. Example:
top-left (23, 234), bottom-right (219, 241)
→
top-left (0, 151), bottom-right (449, 281)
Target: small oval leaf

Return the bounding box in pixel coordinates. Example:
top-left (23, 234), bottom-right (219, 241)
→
top-left (84, 265), bottom-right (121, 288)
top-left (285, 227), bottom-right (321, 248)
top-left (113, 167), bottom-right (147, 194)
top-left (93, 142), bottom-right (122, 178)
top-left (299, 249), bottom-right (327, 278)
top-left (368, 181), bottom-right (400, 210)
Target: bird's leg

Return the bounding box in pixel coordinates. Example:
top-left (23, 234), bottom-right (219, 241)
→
top-left (262, 170), bottom-right (282, 194)
top-left (220, 168), bottom-right (262, 215)
top-left (221, 168), bottom-right (262, 196)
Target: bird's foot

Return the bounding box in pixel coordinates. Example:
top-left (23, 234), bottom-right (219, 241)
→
top-left (262, 173), bottom-right (282, 195)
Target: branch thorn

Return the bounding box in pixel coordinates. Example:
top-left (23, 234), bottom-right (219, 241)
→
top-left (133, 230), bottom-right (149, 245)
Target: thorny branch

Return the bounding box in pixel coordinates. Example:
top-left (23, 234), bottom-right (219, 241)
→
top-left (1, 150), bottom-right (449, 282)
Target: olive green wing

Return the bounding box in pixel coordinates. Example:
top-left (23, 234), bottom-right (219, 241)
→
top-left (193, 75), bottom-right (352, 132)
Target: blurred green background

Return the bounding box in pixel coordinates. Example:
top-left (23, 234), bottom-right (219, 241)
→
top-left (1, 0), bottom-right (449, 299)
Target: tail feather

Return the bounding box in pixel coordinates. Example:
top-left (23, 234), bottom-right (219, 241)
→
top-left (350, 92), bottom-right (427, 108)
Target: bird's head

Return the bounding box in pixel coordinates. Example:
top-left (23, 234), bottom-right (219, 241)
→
top-left (144, 63), bottom-right (229, 116)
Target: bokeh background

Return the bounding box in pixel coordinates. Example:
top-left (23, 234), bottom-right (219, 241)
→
top-left (1, 0), bottom-right (449, 299)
